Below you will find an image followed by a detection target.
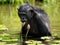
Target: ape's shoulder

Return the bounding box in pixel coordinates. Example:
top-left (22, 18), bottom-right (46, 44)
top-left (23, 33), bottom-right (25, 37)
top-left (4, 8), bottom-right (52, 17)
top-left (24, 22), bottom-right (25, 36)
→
top-left (34, 7), bottom-right (47, 15)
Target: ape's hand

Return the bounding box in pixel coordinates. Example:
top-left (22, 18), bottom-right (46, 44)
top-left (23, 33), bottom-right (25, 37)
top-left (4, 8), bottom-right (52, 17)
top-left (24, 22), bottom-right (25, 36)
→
top-left (26, 24), bottom-right (30, 37)
top-left (27, 24), bottom-right (30, 30)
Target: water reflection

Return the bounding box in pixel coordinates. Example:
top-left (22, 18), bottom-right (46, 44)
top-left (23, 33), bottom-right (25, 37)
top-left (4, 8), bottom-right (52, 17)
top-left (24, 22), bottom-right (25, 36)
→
top-left (0, 4), bottom-right (22, 34)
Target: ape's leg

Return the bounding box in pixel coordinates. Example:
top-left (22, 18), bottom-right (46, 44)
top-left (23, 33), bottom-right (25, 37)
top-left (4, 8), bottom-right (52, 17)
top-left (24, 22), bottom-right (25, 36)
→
top-left (22, 41), bottom-right (27, 45)
top-left (22, 35), bottom-right (27, 45)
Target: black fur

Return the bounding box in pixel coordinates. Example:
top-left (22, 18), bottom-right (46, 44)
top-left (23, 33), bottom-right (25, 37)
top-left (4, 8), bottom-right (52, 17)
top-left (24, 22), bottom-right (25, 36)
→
top-left (18, 4), bottom-right (51, 41)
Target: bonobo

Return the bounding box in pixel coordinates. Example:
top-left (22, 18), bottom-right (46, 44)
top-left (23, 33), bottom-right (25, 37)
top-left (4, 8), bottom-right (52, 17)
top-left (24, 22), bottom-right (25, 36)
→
top-left (18, 4), bottom-right (51, 43)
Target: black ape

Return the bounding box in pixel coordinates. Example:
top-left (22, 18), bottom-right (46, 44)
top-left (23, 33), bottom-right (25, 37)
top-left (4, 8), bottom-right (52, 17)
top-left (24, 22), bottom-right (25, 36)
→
top-left (18, 4), bottom-right (51, 41)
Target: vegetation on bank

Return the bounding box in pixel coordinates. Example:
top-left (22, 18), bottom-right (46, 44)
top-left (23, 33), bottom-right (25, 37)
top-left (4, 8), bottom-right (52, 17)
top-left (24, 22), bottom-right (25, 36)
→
top-left (0, 0), bottom-right (35, 5)
top-left (0, 0), bottom-right (23, 4)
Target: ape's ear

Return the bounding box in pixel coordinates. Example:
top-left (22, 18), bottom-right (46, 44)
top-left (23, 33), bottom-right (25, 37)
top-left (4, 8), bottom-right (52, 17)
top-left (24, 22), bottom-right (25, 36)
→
top-left (17, 8), bottom-right (19, 10)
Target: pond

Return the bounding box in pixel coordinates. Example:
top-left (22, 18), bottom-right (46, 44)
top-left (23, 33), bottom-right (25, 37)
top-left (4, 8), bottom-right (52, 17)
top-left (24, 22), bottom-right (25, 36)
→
top-left (0, 2), bottom-right (60, 45)
top-left (0, 4), bottom-right (22, 45)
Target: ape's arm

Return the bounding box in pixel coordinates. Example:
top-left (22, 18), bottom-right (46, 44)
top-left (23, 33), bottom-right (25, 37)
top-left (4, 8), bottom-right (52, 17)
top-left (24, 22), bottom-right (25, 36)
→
top-left (34, 9), bottom-right (51, 36)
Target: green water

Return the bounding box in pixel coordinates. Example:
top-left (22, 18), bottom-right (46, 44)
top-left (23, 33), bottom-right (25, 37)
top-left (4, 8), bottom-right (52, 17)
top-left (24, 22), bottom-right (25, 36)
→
top-left (0, 4), bottom-right (22, 45)
top-left (0, 3), bottom-right (60, 37)
top-left (0, 1), bottom-right (60, 45)
top-left (0, 4), bottom-right (22, 34)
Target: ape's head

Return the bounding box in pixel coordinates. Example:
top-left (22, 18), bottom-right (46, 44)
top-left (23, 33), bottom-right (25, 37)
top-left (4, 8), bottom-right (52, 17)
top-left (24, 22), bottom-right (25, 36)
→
top-left (18, 4), bottom-right (34, 23)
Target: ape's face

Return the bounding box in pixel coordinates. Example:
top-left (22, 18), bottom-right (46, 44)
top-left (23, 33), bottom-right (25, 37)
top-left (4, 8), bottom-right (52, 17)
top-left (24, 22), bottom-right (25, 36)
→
top-left (18, 4), bottom-right (34, 24)
top-left (19, 11), bottom-right (34, 23)
top-left (19, 14), bottom-right (28, 23)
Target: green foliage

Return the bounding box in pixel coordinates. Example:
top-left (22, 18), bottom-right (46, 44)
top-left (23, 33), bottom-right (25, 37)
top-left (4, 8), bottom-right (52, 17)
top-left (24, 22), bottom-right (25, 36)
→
top-left (0, 25), bottom-right (8, 30)
top-left (0, 0), bottom-right (35, 5)
top-left (0, 15), bottom-right (20, 43)
top-left (0, 33), bottom-right (19, 42)
top-left (42, 0), bottom-right (60, 38)
top-left (0, 0), bottom-right (24, 4)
